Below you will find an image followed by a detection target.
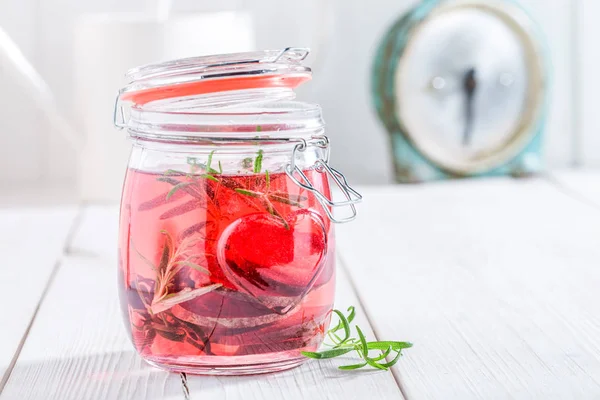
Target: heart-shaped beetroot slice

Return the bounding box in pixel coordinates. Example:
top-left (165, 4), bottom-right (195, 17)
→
top-left (216, 210), bottom-right (329, 314)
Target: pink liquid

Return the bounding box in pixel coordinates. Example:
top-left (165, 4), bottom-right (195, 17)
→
top-left (118, 167), bottom-right (335, 373)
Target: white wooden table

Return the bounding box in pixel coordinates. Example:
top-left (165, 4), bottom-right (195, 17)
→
top-left (1, 171), bottom-right (599, 400)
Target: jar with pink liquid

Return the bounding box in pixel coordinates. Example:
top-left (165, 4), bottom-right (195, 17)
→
top-left (114, 48), bottom-right (361, 375)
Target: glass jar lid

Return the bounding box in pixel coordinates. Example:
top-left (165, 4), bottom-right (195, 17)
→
top-left (120, 48), bottom-right (312, 105)
top-left (114, 48), bottom-right (322, 140)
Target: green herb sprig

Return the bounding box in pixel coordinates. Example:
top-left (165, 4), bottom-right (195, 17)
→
top-left (151, 149), bottom-right (305, 224)
top-left (302, 306), bottom-right (412, 371)
top-left (253, 149), bottom-right (263, 173)
top-left (234, 171), bottom-right (289, 229)
top-left (188, 151), bottom-right (221, 178)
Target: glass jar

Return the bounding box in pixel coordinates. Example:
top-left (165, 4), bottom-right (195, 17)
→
top-left (114, 48), bottom-right (361, 375)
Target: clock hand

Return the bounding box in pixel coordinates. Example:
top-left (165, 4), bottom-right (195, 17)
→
top-left (463, 67), bottom-right (477, 146)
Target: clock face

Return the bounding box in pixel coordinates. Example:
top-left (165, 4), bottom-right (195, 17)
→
top-left (395, 1), bottom-right (545, 174)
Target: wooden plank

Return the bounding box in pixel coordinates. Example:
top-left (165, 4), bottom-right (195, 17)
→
top-left (0, 255), bottom-right (185, 400)
top-left (337, 178), bottom-right (600, 399)
top-left (0, 206), bottom-right (79, 389)
top-left (68, 205), bottom-right (119, 261)
top-left (550, 170), bottom-right (600, 207)
top-left (1, 208), bottom-right (403, 400)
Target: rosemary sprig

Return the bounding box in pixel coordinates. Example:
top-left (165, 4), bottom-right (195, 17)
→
top-left (234, 188), bottom-right (262, 198)
top-left (302, 306), bottom-right (412, 371)
top-left (265, 170), bottom-right (270, 191)
top-left (157, 177), bottom-right (203, 200)
top-left (234, 167), bottom-right (291, 229)
top-left (166, 182), bottom-right (193, 200)
top-left (266, 194), bottom-right (303, 208)
top-left (157, 150), bottom-right (305, 226)
top-left (253, 149), bottom-right (264, 173)
top-left (207, 150), bottom-right (214, 170)
top-left (138, 230), bottom-right (217, 315)
top-left (187, 151), bottom-right (220, 175)
top-left (205, 150), bottom-right (220, 174)
top-left (161, 153), bottom-right (222, 201)
top-left (201, 174), bottom-right (219, 182)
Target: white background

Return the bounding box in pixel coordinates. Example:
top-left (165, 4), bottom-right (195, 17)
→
top-left (0, 0), bottom-right (592, 191)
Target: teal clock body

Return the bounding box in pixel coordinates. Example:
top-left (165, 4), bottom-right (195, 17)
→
top-left (372, 0), bottom-right (549, 183)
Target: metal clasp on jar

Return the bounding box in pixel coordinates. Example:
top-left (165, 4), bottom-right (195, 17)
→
top-left (285, 136), bottom-right (362, 223)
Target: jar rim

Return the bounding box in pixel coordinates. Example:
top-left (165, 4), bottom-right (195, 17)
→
top-left (127, 98), bottom-right (325, 143)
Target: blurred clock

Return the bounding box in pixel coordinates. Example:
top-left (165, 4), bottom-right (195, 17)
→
top-left (372, 0), bottom-right (549, 183)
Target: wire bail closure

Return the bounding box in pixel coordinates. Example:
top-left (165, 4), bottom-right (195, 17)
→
top-left (285, 137), bottom-right (362, 224)
top-left (114, 93), bottom-right (127, 129)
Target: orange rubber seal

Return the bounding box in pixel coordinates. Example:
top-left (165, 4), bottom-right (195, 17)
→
top-left (121, 74), bottom-right (311, 105)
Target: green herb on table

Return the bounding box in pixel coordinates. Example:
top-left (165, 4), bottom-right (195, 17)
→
top-left (302, 306), bottom-right (412, 371)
